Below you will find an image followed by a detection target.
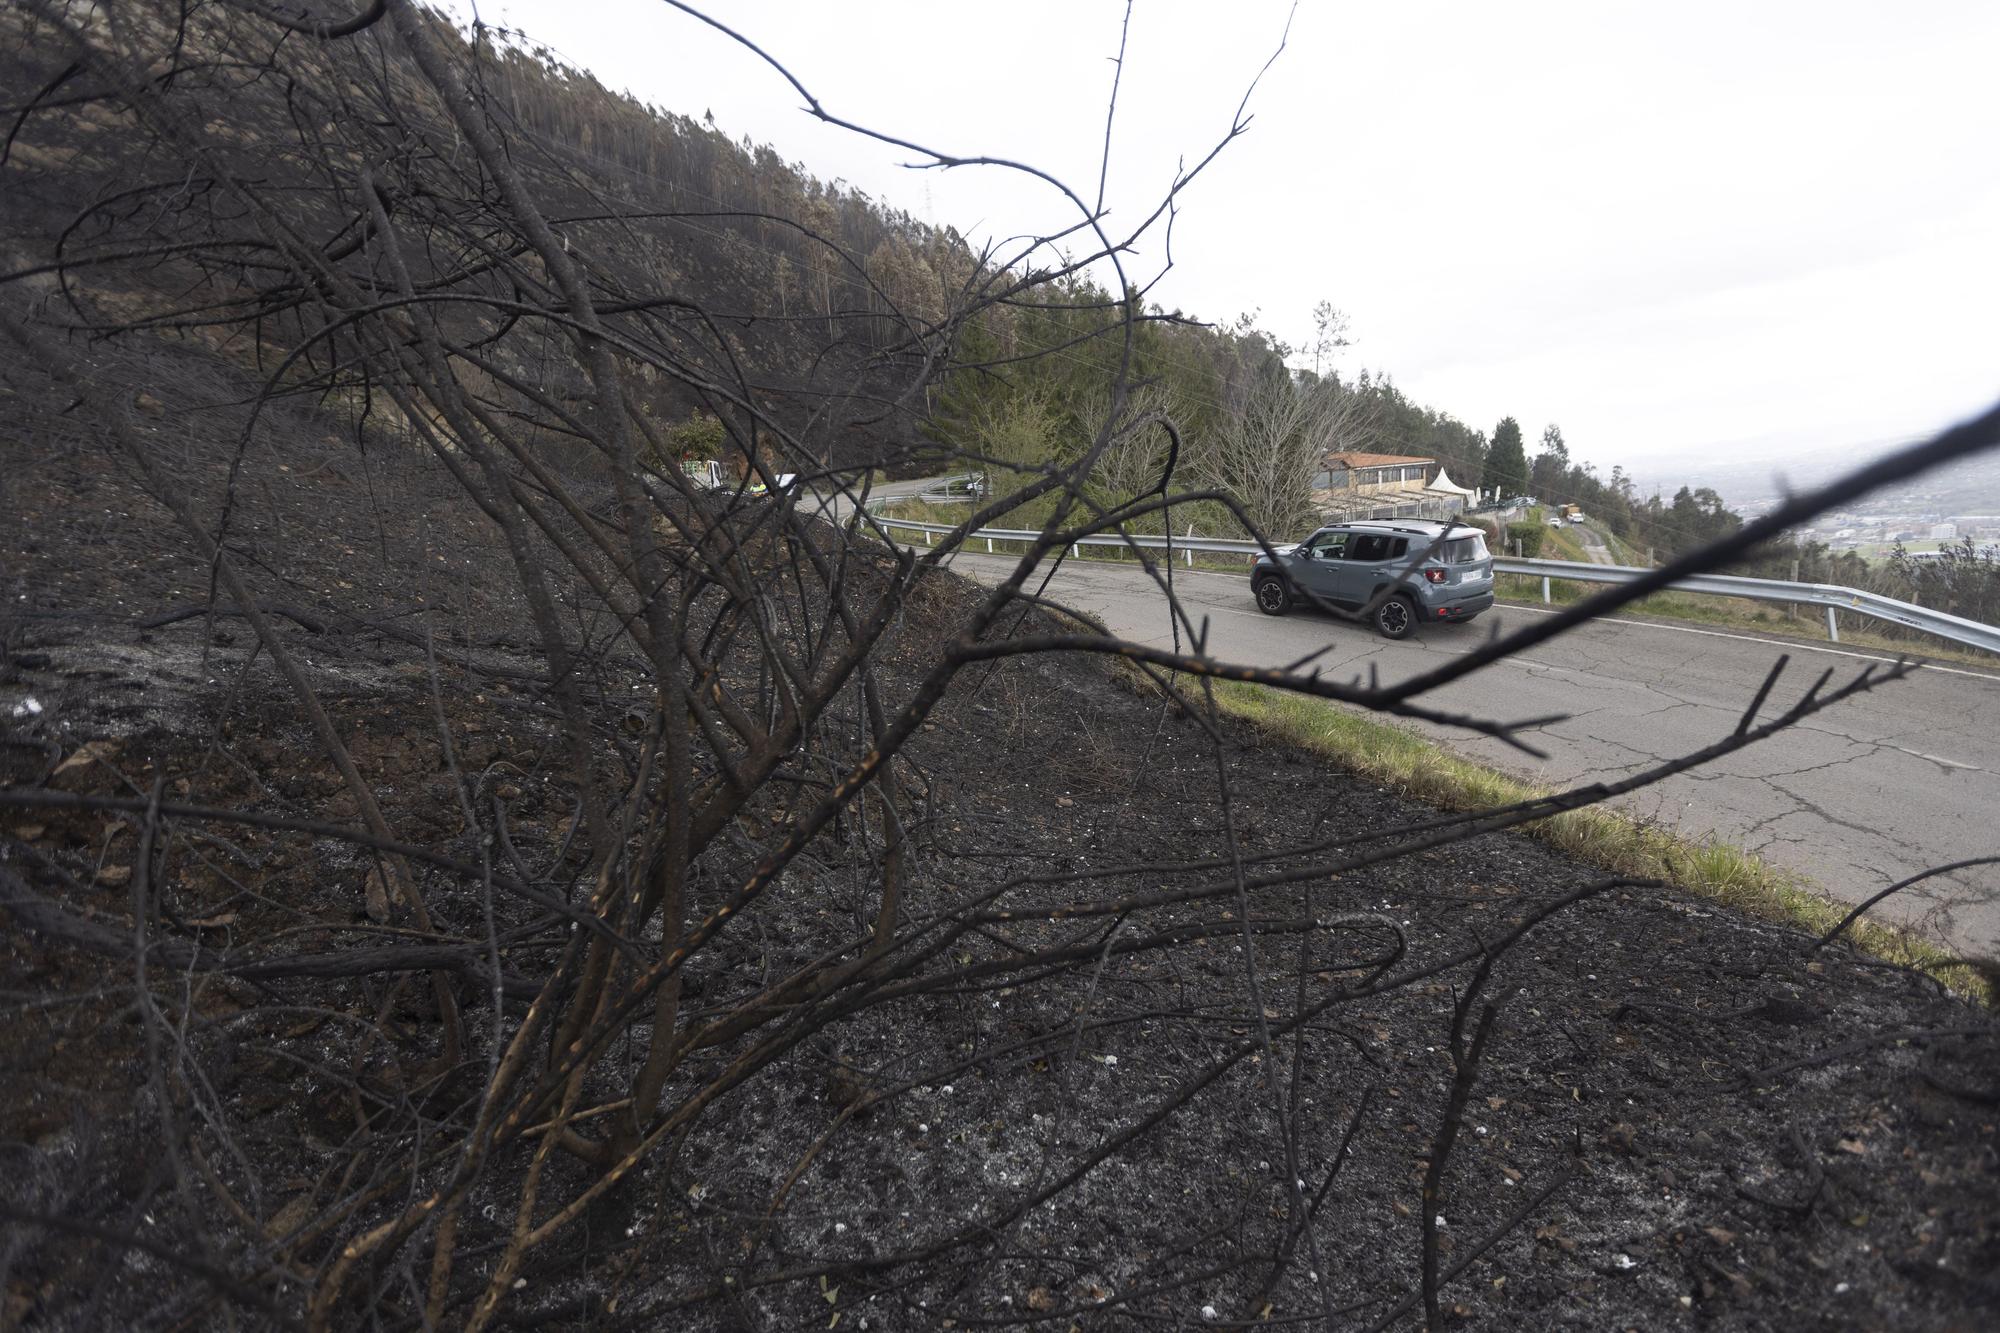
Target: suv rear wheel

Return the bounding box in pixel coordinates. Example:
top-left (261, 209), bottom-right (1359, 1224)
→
top-left (1253, 573), bottom-right (1291, 616)
top-left (1373, 594), bottom-right (1415, 640)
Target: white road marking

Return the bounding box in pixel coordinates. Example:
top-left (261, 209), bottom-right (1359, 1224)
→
top-left (1881, 745), bottom-right (1981, 772)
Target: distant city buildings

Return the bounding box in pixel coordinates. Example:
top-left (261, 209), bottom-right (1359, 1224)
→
top-left (1793, 509), bottom-right (1998, 555)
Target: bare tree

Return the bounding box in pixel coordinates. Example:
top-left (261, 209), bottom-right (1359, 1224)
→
top-left (1074, 379), bottom-right (1195, 513)
top-left (1308, 297), bottom-right (1350, 379)
top-left (1187, 367), bottom-right (1377, 538)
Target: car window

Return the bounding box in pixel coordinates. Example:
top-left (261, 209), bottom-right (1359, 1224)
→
top-left (1441, 535), bottom-right (1489, 564)
top-left (1349, 534), bottom-right (1393, 561)
top-left (1310, 533), bottom-right (1348, 560)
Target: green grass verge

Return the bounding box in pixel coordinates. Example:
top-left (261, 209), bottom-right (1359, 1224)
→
top-left (1522, 510), bottom-right (1592, 563)
top-left (1207, 678), bottom-right (1990, 1002)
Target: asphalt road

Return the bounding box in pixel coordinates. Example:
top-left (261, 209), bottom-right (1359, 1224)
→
top-left (936, 549), bottom-right (2000, 957)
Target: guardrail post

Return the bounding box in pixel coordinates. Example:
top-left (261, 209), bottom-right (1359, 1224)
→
top-left (924, 529), bottom-right (931, 547)
top-left (1070, 543), bottom-right (1080, 559)
top-left (1825, 606), bottom-right (1839, 642)
top-left (986, 536), bottom-right (993, 553)
top-left (1542, 575), bottom-right (1551, 604)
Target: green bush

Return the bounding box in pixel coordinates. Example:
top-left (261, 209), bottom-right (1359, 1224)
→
top-left (1461, 516), bottom-right (1500, 544)
top-left (1506, 520), bottom-right (1546, 558)
top-left (666, 410), bottom-right (727, 461)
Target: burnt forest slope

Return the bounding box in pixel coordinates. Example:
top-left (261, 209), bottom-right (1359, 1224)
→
top-left (1, 3), bottom-right (1995, 1330)
top-left (1, 314), bottom-right (1995, 1330)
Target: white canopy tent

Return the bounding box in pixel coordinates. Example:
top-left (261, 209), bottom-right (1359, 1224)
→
top-left (1424, 468), bottom-right (1477, 501)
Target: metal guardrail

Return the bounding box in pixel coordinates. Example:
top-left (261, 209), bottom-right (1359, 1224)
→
top-left (1493, 558), bottom-right (2000, 653)
top-left (858, 474), bottom-right (982, 508)
top-left (869, 516), bottom-right (2000, 656)
top-left (873, 517), bottom-right (1263, 557)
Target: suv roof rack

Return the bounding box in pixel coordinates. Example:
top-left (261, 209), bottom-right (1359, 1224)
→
top-left (1351, 519), bottom-right (1454, 534)
top-left (1327, 518), bottom-right (1480, 537)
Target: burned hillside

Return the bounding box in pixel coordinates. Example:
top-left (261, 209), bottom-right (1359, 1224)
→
top-left (2, 2), bottom-right (1996, 1330)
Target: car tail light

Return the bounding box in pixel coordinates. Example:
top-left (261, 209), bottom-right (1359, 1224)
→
top-left (1423, 568), bottom-right (1446, 583)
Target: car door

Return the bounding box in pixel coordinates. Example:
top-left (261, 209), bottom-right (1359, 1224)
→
top-left (1337, 533), bottom-right (1409, 607)
top-left (1291, 529), bottom-right (1348, 607)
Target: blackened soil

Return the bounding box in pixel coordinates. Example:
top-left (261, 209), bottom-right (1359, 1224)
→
top-left (2, 340), bottom-right (1996, 1332)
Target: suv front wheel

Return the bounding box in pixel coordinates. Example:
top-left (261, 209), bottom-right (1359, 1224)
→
top-left (1253, 573), bottom-right (1291, 616)
top-left (1372, 595), bottom-right (1415, 640)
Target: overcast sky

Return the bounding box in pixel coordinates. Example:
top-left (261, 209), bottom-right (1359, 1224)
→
top-left (459, 0), bottom-right (1998, 478)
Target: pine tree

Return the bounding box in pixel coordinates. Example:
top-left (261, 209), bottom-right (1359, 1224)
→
top-left (1482, 416), bottom-right (1529, 500)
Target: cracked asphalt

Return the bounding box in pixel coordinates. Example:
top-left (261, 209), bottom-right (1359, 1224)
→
top-left (940, 551), bottom-right (2000, 957)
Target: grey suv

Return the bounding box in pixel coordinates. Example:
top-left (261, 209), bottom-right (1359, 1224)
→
top-left (1250, 520), bottom-right (1494, 639)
